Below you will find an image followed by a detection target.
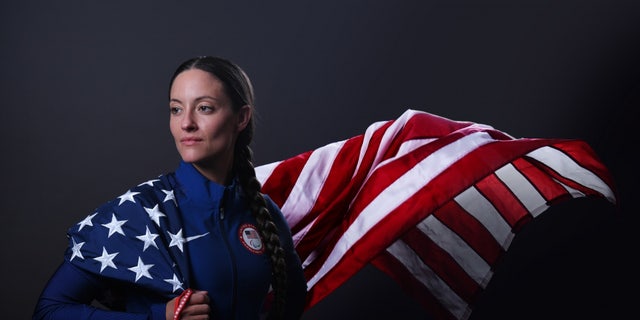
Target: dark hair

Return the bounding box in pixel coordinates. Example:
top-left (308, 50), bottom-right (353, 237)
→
top-left (169, 56), bottom-right (288, 319)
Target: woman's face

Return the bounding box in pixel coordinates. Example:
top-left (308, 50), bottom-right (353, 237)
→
top-left (169, 69), bottom-right (249, 180)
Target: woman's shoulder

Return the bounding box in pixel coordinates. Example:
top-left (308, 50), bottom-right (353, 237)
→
top-left (99, 174), bottom-right (178, 211)
top-left (69, 173), bottom-right (180, 232)
top-left (62, 171), bottom-right (188, 298)
top-left (261, 193), bottom-right (280, 211)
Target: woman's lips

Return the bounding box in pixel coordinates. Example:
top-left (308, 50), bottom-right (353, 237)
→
top-left (180, 137), bottom-right (202, 146)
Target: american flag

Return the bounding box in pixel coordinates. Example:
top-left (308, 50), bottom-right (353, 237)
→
top-left (255, 109), bottom-right (616, 320)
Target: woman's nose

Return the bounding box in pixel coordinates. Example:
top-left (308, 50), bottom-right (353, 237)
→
top-left (181, 113), bottom-right (197, 131)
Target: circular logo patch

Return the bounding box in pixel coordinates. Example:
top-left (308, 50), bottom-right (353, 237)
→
top-left (239, 224), bottom-right (264, 254)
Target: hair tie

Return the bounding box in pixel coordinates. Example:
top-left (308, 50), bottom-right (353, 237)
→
top-left (173, 288), bottom-right (194, 320)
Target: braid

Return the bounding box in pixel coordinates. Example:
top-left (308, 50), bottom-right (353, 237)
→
top-left (235, 143), bottom-right (288, 319)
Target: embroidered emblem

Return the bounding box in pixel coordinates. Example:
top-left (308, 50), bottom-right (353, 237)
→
top-left (239, 224), bottom-right (264, 254)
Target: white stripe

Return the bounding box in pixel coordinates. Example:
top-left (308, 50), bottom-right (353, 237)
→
top-left (306, 131), bottom-right (496, 288)
top-left (557, 179), bottom-right (585, 198)
top-left (527, 146), bottom-right (616, 203)
top-left (278, 140), bottom-right (345, 228)
top-left (371, 110), bottom-right (421, 167)
top-left (418, 215), bottom-right (494, 287)
top-left (494, 163), bottom-right (549, 217)
top-left (397, 138), bottom-right (437, 157)
top-left (356, 110), bottom-right (423, 179)
top-left (255, 161), bottom-right (281, 185)
top-left (455, 186), bottom-right (514, 250)
top-left (387, 236), bottom-right (472, 320)
top-left (377, 138), bottom-right (438, 168)
top-left (355, 121), bottom-right (386, 178)
top-left (291, 216), bottom-right (317, 249)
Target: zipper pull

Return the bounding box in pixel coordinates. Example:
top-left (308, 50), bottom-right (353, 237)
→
top-left (220, 206), bottom-right (225, 220)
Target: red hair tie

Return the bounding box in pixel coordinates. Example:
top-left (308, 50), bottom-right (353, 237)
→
top-left (173, 288), bottom-right (194, 320)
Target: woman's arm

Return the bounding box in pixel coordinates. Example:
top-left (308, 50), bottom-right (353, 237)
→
top-left (283, 244), bottom-right (308, 320)
top-left (33, 260), bottom-right (167, 320)
top-left (265, 196), bottom-right (308, 319)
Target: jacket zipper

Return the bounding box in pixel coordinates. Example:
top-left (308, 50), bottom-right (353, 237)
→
top-left (218, 203), bottom-right (238, 318)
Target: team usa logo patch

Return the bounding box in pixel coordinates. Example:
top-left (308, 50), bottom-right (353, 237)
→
top-left (239, 224), bottom-right (264, 254)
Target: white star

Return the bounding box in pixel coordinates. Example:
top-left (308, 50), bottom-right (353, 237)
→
top-left (78, 212), bottom-right (98, 231)
top-left (70, 237), bottom-right (85, 261)
top-left (162, 189), bottom-right (177, 205)
top-left (102, 214), bottom-right (128, 238)
top-left (144, 205), bottom-right (166, 226)
top-left (93, 247), bottom-right (118, 272)
top-left (167, 229), bottom-right (186, 252)
top-left (164, 274), bottom-right (183, 292)
top-left (117, 190), bottom-right (140, 205)
top-left (128, 257), bottom-right (154, 282)
top-left (136, 226), bottom-right (159, 251)
top-left (138, 179), bottom-right (159, 187)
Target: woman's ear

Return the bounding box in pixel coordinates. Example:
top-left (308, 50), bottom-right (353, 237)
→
top-left (236, 105), bottom-right (252, 132)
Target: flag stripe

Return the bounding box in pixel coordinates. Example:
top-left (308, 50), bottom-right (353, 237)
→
top-left (261, 154), bottom-right (307, 209)
top-left (279, 141), bottom-right (344, 231)
top-left (474, 173), bottom-right (532, 231)
top-left (433, 201), bottom-right (504, 277)
top-left (454, 186), bottom-right (513, 251)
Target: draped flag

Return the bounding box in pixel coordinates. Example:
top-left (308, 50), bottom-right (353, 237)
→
top-left (255, 109), bottom-right (617, 320)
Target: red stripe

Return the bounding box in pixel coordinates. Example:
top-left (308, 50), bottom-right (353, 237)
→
top-left (261, 151), bottom-right (311, 208)
top-left (407, 216), bottom-right (484, 302)
top-left (475, 173), bottom-right (532, 230)
top-left (552, 141), bottom-right (616, 190)
top-left (511, 158), bottom-right (571, 204)
top-left (434, 200), bottom-right (504, 271)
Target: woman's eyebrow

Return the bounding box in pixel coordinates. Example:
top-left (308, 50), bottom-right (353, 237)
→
top-left (194, 95), bottom-right (220, 102)
top-left (169, 96), bottom-right (220, 103)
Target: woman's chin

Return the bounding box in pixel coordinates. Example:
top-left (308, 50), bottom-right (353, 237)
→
top-left (179, 154), bottom-right (202, 164)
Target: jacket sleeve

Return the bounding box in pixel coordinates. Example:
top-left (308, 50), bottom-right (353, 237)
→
top-left (264, 195), bottom-right (308, 319)
top-left (32, 260), bottom-right (167, 320)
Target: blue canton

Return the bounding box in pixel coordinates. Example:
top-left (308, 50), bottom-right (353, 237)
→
top-left (65, 174), bottom-right (190, 299)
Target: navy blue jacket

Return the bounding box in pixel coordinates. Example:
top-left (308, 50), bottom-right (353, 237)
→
top-left (33, 161), bottom-right (307, 319)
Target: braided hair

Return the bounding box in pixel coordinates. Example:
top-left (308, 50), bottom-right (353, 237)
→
top-left (169, 56), bottom-right (288, 319)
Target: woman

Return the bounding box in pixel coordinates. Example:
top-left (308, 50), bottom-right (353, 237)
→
top-left (33, 56), bottom-right (308, 320)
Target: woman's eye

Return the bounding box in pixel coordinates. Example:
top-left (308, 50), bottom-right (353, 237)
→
top-left (198, 105), bottom-right (213, 112)
top-left (170, 106), bottom-right (182, 115)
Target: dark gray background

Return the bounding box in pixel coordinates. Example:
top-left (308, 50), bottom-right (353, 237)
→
top-left (2, 1), bottom-right (638, 319)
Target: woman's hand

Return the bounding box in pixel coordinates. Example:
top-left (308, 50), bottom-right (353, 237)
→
top-left (166, 289), bottom-right (211, 320)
